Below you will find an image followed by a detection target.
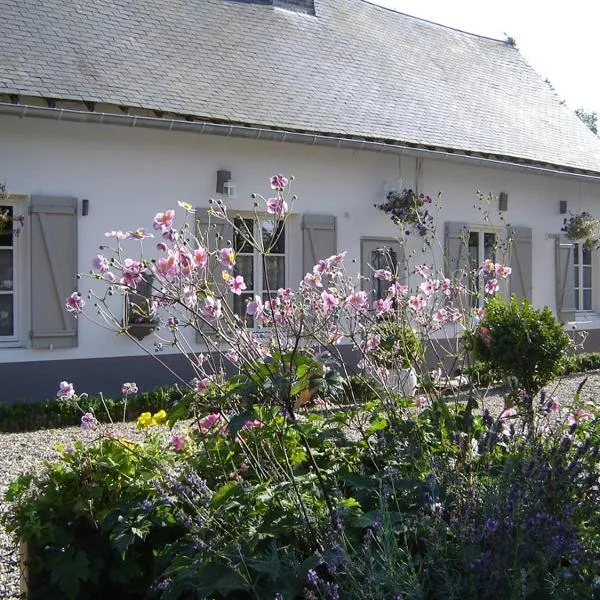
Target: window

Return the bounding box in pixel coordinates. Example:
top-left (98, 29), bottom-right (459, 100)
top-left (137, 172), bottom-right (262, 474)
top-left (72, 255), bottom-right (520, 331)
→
top-left (233, 217), bottom-right (286, 324)
top-left (574, 243), bottom-right (592, 311)
top-left (468, 229), bottom-right (498, 306)
top-left (361, 238), bottom-right (403, 300)
top-left (0, 204), bottom-right (17, 340)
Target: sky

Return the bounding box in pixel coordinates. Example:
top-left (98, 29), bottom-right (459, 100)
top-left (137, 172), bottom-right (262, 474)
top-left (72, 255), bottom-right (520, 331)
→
top-left (367, 0), bottom-right (600, 117)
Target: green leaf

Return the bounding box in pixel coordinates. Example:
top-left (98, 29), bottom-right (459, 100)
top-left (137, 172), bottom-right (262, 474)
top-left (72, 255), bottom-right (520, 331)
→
top-left (210, 481), bottom-right (241, 509)
top-left (344, 474), bottom-right (380, 491)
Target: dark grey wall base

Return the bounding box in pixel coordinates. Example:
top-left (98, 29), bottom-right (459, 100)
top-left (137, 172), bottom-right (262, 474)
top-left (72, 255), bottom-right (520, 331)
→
top-left (0, 354), bottom-right (199, 404)
top-left (3, 329), bottom-right (600, 403)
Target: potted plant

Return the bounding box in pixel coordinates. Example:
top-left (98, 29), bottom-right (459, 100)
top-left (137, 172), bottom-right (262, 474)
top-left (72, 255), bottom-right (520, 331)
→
top-left (370, 320), bottom-right (422, 396)
top-left (374, 188), bottom-right (434, 236)
top-left (562, 211), bottom-right (600, 249)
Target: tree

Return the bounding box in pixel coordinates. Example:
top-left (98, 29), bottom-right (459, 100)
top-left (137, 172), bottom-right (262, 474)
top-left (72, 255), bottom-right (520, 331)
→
top-left (575, 108), bottom-right (598, 135)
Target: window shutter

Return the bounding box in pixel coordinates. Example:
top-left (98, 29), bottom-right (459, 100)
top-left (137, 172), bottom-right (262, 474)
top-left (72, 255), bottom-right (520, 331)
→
top-left (195, 209), bottom-right (233, 342)
top-left (302, 214), bottom-right (336, 274)
top-left (555, 236), bottom-right (576, 322)
top-left (507, 226), bottom-right (533, 302)
top-left (30, 195), bottom-right (78, 349)
top-left (444, 222), bottom-right (469, 280)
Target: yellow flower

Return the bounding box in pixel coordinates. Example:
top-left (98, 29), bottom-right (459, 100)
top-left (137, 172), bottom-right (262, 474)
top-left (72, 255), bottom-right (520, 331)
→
top-left (151, 410), bottom-right (168, 426)
top-left (136, 412), bottom-right (153, 430)
top-left (177, 201), bottom-right (195, 212)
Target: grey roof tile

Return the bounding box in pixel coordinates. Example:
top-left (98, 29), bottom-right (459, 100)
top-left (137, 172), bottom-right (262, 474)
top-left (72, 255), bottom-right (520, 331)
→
top-left (2, 0), bottom-right (600, 173)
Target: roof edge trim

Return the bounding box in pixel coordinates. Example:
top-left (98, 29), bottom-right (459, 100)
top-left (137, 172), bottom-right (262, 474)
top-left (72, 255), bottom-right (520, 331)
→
top-left (2, 102), bottom-right (600, 183)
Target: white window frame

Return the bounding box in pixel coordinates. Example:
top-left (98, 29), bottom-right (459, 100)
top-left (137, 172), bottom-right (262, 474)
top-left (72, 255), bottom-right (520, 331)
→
top-left (0, 195), bottom-right (26, 346)
top-left (466, 225), bottom-right (507, 306)
top-left (233, 215), bottom-right (288, 323)
top-left (573, 242), bottom-right (593, 313)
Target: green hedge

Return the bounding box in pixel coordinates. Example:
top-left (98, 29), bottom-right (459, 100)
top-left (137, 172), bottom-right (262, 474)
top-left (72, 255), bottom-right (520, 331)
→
top-left (0, 386), bottom-right (191, 433)
top-left (2, 353), bottom-right (600, 433)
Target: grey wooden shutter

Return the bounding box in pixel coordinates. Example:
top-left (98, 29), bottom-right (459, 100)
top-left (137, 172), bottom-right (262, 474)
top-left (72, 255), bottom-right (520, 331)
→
top-left (30, 195), bottom-right (78, 349)
top-left (302, 214), bottom-right (336, 274)
top-left (507, 226), bottom-right (533, 302)
top-left (195, 209), bottom-right (233, 342)
top-left (444, 222), bottom-right (469, 280)
top-left (556, 236), bottom-right (576, 322)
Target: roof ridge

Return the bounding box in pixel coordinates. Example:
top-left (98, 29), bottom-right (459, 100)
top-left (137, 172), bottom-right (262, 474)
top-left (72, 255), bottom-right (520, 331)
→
top-left (357, 0), bottom-right (508, 44)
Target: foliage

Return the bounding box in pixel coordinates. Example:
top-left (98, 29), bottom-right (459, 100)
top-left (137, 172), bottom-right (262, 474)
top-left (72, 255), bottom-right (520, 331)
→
top-left (0, 386), bottom-right (189, 433)
top-left (370, 321), bottom-right (423, 370)
top-left (468, 295), bottom-right (571, 397)
top-left (374, 188), bottom-right (435, 236)
top-left (575, 108), bottom-right (598, 135)
top-left (2, 435), bottom-right (186, 600)
top-left (562, 351), bottom-right (600, 375)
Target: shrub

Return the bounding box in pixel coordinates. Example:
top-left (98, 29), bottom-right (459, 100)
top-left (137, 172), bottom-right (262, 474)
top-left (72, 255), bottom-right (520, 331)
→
top-left (2, 435), bottom-right (186, 600)
top-left (370, 321), bottom-right (423, 370)
top-left (561, 351), bottom-right (600, 375)
top-left (0, 386), bottom-right (190, 433)
top-left (468, 295), bottom-right (571, 395)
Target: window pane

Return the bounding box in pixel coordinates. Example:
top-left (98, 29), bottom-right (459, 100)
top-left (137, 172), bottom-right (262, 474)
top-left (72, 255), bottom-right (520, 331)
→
top-left (234, 255), bottom-right (254, 286)
top-left (583, 289), bottom-right (592, 310)
top-left (0, 250), bottom-right (13, 290)
top-left (468, 232), bottom-right (479, 269)
top-left (574, 244), bottom-right (580, 265)
top-left (583, 266), bottom-right (592, 288)
top-left (484, 232), bottom-right (496, 261)
top-left (0, 294), bottom-right (13, 336)
top-left (574, 288), bottom-right (580, 311)
top-left (0, 206), bottom-right (13, 247)
top-left (233, 292), bottom-right (254, 325)
top-left (371, 247), bottom-right (396, 272)
top-left (263, 256), bottom-right (285, 291)
top-left (234, 218), bottom-right (253, 253)
top-left (583, 245), bottom-right (592, 265)
top-left (262, 220), bottom-right (285, 253)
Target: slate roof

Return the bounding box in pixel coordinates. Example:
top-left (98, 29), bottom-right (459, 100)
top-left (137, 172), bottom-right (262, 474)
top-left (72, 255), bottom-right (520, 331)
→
top-left (3, 0), bottom-right (600, 174)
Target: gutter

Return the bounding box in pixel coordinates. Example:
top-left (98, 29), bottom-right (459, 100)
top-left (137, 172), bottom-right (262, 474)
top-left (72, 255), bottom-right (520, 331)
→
top-left (2, 101), bottom-right (600, 184)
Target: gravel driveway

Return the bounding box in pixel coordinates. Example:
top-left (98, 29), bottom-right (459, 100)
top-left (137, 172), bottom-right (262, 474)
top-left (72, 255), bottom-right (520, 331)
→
top-left (1, 373), bottom-right (598, 599)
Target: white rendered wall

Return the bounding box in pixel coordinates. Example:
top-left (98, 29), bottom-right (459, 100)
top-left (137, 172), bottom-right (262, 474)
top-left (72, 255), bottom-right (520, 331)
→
top-left (1, 115), bottom-right (600, 364)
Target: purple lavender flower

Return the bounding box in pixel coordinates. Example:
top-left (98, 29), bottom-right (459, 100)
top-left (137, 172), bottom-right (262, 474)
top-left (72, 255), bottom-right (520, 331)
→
top-left (325, 583), bottom-right (339, 600)
top-left (306, 569), bottom-right (319, 586)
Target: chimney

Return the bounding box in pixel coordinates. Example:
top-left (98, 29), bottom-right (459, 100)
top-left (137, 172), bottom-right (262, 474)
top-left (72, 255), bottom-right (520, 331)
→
top-left (272, 0), bottom-right (315, 14)
top-left (231, 0), bottom-right (315, 15)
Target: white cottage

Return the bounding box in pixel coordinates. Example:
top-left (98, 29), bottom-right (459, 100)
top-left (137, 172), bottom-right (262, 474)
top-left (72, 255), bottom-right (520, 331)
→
top-left (2, 0), bottom-right (600, 400)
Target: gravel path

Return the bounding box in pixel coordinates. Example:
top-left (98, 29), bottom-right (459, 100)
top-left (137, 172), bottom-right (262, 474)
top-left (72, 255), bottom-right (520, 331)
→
top-left (1, 373), bottom-right (599, 599)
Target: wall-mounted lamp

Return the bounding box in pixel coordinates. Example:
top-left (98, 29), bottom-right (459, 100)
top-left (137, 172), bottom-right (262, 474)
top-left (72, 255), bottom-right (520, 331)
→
top-left (498, 192), bottom-right (508, 211)
top-left (559, 200), bottom-right (567, 215)
top-left (81, 198), bottom-right (90, 216)
top-left (216, 170), bottom-right (232, 194)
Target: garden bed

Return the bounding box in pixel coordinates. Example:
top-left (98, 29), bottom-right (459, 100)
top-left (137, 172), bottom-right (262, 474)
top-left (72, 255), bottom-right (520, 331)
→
top-left (1, 372), bottom-right (598, 600)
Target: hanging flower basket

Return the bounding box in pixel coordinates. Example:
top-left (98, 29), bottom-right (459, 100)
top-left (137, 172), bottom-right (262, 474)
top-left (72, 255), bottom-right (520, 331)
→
top-left (374, 188), bottom-right (434, 236)
top-left (562, 212), bottom-right (600, 249)
top-left (0, 182), bottom-right (25, 237)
